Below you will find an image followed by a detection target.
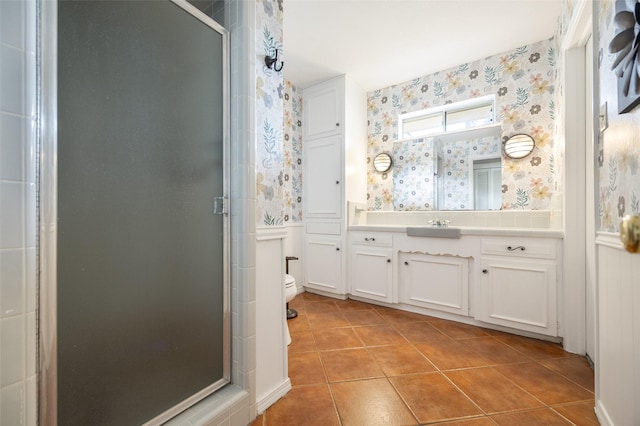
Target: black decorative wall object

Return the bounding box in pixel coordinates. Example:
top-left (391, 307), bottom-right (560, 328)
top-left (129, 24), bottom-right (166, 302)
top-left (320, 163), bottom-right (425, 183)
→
top-left (609, 0), bottom-right (640, 113)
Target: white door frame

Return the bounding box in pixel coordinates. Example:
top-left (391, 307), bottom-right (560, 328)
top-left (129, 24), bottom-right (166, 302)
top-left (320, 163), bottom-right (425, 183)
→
top-left (560, 1), bottom-right (593, 355)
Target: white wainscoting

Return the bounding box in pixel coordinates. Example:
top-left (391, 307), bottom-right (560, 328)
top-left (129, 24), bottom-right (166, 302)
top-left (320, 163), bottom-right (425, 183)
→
top-left (255, 227), bottom-right (291, 413)
top-left (595, 232), bottom-right (640, 426)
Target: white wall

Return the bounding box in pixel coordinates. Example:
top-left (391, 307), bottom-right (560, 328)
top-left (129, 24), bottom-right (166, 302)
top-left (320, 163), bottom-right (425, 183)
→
top-left (0, 0), bottom-right (37, 424)
top-left (255, 231), bottom-right (290, 412)
top-left (595, 235), bottom-right (640, 425)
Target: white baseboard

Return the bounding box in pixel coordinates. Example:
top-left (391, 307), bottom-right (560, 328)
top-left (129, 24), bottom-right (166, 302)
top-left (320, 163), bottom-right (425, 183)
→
top-left (256, 378), bottom-right (292, 414)
top-left (595, 399), bottom-right (613, 426)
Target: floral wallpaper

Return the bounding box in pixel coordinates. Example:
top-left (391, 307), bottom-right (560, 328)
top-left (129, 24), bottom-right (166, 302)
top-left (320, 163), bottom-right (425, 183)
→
top-left (255, 0), bottom-right (285, 226)
top-left (392, 138), bottom-right (436, 210)
top-left (282, 81), bottom-right (304, 222)
top-left (597, 0), bottom-right (640, 232)
top-left (366, 39), bottom-right (558, 211)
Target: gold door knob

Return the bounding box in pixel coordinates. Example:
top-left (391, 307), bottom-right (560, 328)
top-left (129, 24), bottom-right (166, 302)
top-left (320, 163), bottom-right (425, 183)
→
top-left (620, 215), bottom-right (640, 253)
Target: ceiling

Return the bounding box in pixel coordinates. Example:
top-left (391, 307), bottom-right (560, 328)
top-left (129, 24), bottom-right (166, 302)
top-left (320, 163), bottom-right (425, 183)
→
top-left (283, 0), bottom-right (564, 91)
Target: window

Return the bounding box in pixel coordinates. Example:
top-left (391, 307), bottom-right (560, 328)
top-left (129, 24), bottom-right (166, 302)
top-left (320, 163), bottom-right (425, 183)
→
top-left (398, 95), bottom-right (495, 139)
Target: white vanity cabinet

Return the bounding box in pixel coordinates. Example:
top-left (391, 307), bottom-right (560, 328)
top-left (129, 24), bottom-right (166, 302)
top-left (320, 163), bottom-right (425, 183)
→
top-left (305, 234), bottom-right (342, 293)
top-left (302, 75), bottom-right (367, 297)
top-left (476, 237), bottom-right (559, 336)
top-left (399, 252), bottom-right (470, 316)
top-left (349, 232), bottom-right (394, 303)
top-left (304, 135), bottom-right (342, 219)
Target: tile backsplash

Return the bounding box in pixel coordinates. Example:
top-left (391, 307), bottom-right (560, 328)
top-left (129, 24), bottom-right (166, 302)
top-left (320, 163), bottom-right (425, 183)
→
top-left (0, 0), bottom-right (37, 424)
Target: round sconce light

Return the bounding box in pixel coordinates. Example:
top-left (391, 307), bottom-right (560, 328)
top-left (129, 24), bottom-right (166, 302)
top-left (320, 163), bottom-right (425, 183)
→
top-left (503, 134), bottom-right (535, 159)
top-left (373, 152), bottom-right (393, 172)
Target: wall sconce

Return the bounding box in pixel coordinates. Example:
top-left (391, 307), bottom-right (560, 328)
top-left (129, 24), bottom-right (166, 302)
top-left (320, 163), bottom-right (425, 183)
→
top-left (503, 134), bottom-right (535, 159)
top-left (373, 152), bottom-right (393, 172)
top-left (265, 49), bottom-right (283, 72)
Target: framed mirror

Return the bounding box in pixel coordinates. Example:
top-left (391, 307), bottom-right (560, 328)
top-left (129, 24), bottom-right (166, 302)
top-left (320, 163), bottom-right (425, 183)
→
top-left (503, 134), bottom-right (535, 159)
top-left (373, 152), bottom-right (393, 172)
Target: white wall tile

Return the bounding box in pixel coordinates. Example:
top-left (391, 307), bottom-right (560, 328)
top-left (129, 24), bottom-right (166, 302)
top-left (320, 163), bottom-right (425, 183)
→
top-left (0, 0), bottom-right (24, 49)
top-left (0, 249), bottom-right (24, 317)
top-left (0, 114), bottom-right (24, 181)
top-left (0, 44), bottom-right (24, 115)
top-left (24, 248), bottom-right (35, 313)
top-left (1, 316), bottom-right (25, 387)
top-left (1, 381), bottom-right (24, 426)
top-left (0, 182), bottom-right (24, 248)
top-left (25, 312), bottom-right (35, 377)
top-left (25, 375), bottom-right (36, 426)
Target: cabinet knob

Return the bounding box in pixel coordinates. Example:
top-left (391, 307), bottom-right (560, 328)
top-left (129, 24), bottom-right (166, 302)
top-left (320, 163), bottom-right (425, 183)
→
top-left (404, 261), bottom-right (409, 265)
top-left (387, 259), bottom-right (391, 263)
top-left (336, 180), bottom-right (340, 184)
top-left (336, 123), bottom-right (340, 127)
top-left (482, 269), bottom-right (488, 274)
top-left (336, 247), bottom-right (340, 251)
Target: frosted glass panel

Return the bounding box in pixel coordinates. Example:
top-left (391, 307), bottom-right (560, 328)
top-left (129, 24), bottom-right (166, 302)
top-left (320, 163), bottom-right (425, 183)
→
top-left (57, 2), bottom-right (227, 425)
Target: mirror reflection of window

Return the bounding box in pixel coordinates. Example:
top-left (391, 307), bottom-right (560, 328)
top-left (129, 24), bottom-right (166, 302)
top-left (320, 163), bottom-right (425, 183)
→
top-left (398, 95), bottom-right (495, 139)
top-left (472, 158), bottom-right (501, 210)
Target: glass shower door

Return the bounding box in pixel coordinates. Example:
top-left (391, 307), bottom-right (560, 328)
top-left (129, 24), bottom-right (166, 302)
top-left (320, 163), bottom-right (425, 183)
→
top-left (56, 1), bottom-right (228, 424)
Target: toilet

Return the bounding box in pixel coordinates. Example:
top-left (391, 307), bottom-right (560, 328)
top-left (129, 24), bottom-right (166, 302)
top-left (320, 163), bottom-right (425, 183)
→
top-left (284, 256), bottom-right (299, 346)
top-left (284, 274), bottom-right (297, 346)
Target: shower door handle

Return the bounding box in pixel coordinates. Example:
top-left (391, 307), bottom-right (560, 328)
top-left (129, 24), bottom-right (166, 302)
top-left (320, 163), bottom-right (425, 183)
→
top-left (213, 195), bottom-right (228, 216)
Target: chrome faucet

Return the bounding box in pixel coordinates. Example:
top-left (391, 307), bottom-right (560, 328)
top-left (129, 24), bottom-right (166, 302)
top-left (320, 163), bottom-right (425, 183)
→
top-left (428, 219), bottom-right (450, 228)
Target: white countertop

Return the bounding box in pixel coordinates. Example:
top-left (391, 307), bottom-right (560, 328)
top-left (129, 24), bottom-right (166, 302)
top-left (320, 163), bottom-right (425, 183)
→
top-left (348, 225), bottom-right (564, 238)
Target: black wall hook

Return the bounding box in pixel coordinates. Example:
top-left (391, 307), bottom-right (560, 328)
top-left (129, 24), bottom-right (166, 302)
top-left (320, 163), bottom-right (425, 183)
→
top-left (265, 49), bottom-right (284, 72)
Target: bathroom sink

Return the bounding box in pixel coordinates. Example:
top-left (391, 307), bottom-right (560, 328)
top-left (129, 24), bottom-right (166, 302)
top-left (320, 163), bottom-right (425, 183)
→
top-left (406, 226), bottom-right (461, 239)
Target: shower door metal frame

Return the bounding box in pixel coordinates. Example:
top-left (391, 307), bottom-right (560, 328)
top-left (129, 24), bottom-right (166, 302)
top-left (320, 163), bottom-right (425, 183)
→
top-left (37, 1), bottom-right (231, 424)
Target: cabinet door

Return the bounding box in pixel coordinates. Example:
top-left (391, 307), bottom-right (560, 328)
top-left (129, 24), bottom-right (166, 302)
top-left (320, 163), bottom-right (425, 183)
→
top-left (400, 253), bottom-right (469, 315)
top-left (350, 246), bottom-right (393, 303)
top-left (478, 257), bottom-right (557, 336)
top-left (305, 236), bottom-right (342, 294)
top-left (303, 82), bottom-right (342, 139)
top-left (304, 136), bottom-right (342, 218)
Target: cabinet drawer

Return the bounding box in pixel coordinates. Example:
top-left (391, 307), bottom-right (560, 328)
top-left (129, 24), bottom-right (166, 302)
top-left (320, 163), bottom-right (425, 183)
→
top-left (350, 231), bottom-right (393, 247)
top-left (481, 238), bottom-right (557, 259)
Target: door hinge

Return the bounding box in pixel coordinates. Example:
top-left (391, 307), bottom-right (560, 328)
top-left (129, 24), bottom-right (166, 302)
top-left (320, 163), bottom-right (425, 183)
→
top-left (213, 195), bottom-right (228, 216)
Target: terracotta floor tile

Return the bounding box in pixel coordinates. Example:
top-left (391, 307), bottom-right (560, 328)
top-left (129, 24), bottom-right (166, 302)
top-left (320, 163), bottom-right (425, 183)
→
top-left (414, 339), bottom-right (490, 370)
top-left (287, 352), bottom-right (326, 386)
top-left (495, 334), bottom-right (571, 360)
top-left (313, 327), bottom-right (363, 351)
top-left (342, 309), bottom-right (387, 326)
top-left (301, 292), bottom-right (334, 302)
top-left (287, 313), bottom-right (310, 332)
top-left (552, 401), bottom-right (599, 426)
top-left (445, 367), bottom-right (544, 414)
top-left (320, 348), bottom-right (385, 382)
top-left (250, 413), bottom-right (264, 426)
top-left (368, 344), bottom-right (437, 376)
top-left (334, 298), bottom-right (376, 311)
top-left (288, 330), bottom-right (317, 353)
top-left (264, 384), bottom-right (340, 426)
top-left (390, 373), bottom-right (482, 423)
top-left (429, 319), bottom-right (492, 339)
top-left (540, 356), bottom-right (595, 392)
top-left (331, 378), bottom-right (418, 425)
top-left (490, 408), bottom-right (572, 425)
top-left (496, 362), bottom-right (594, 405)
top-left (354, 324), bottom-right (408, 346)
top-left (307, 311), bottom-right (350, 329)
top-left (304, 300), bottom-right (339, 313)
top-left (392, 320), bottom-right (450, 343)
top-left (435, 418), bottom-right (495, 425)
top-left (374, 306), bottom-right (430, 323)
top-left (462, 337), bottom-right (533, 366)
top-left (288, 297), bottom-right (306, 314)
